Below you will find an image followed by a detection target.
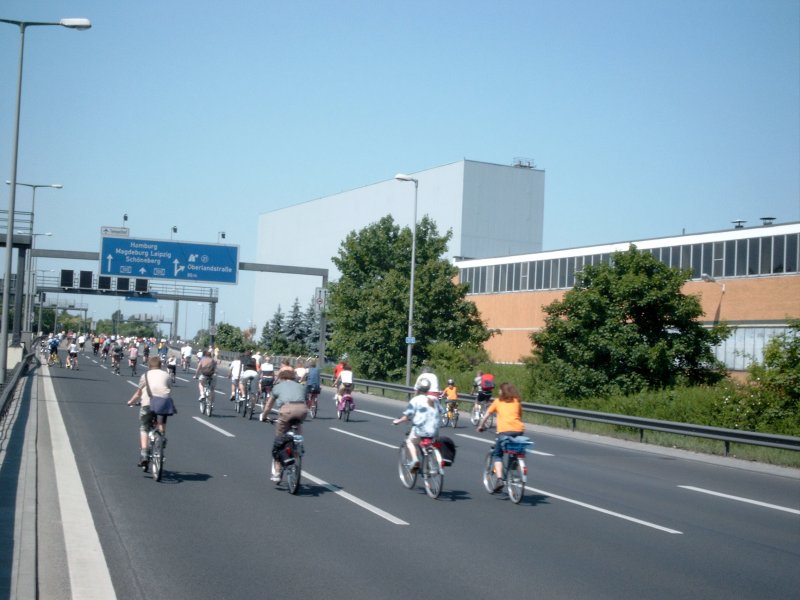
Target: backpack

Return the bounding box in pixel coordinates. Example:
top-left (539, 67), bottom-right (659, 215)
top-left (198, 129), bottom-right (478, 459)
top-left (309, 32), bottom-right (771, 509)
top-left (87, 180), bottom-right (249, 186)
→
top-left (437, 436), bottom-right (457, 466)
top-left (199, 358), bottom-right (215, 376)
top-left (481, 373), bottom-right (495, 391)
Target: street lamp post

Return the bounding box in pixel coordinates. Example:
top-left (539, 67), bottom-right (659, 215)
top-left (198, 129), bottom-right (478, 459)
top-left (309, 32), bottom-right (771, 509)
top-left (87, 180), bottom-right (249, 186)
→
top-left (395, 173), bottom-right (419, 387)
top-left (36, 269), bottom-right (54, 334)
top-left (17, 231), bottom-right (52, 332)
top-left (0, 16), bottom-right (90, 383)
top-left (7, 179), bottom-right (61, 331)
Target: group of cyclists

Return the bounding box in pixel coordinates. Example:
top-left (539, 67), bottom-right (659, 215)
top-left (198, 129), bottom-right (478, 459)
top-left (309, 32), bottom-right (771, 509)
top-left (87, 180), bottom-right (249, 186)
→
top-left (103, 334), bottom-right (521, 490)
top-left (394, 367), bottom-right (524, 493)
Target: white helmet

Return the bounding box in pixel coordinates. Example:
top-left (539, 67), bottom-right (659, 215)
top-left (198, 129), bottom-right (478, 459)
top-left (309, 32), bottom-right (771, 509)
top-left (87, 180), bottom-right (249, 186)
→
top-left (415, 378), bottom-right (431, 393)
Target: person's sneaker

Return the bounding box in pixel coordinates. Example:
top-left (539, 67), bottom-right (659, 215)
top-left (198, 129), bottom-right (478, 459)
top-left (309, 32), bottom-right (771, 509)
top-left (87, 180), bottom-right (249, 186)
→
top-left (409, 460), bottom-right (420, 474)
top-left (230, 395), bottom-right (235, 402)
top-left (493, 478), bottom-right (504, 492)
top-left (270, 474), bottom-right (280, 483)
top-left (259, 413), bottom-right (266, 422)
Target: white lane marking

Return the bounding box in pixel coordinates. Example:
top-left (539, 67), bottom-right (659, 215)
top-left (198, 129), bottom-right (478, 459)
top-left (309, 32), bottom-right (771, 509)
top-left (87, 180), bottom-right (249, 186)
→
top-left (42, 365), bottom-right (118, 599)
top-left (456, 432), bottom-right (554, 456)
top-left (330, 427), bottom-right (397, 448)
top-left (301, 471), bottom-right (409, 525)
top-left (354, 409), bottom-right (394, 420)
top-left (192, 416), bottom-right (236, 437)
top-left (679, 485), bottom-right (800, 515)
top-left (524, 485), bottom-right (683, 534)
top-left (455, 434), bottom-right (678, 533)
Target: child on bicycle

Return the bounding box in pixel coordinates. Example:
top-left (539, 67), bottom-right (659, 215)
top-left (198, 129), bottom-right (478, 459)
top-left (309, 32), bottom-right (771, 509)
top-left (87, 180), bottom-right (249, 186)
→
top-left (392, 378), bottom-right (442, 471)
top-left (477, 382), bottom-right (525, 491)
top-left (440, 378), bottom-right (459, 413)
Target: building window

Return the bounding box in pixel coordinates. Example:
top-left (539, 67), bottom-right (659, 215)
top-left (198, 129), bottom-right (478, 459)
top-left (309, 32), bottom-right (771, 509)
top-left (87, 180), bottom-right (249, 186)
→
top-left (692, 244), bottom-right (702, 279)
top-left (519, 262), bottom-right (529, 290)
top-left (760, 236), bottom-right (772, 275)
top-left (773, 236), bottom-right (785, 273)
top-left (736, 239), bottom-right (747, 276)
top-left (542, 260), bottom-right (551, 290)
top-left (787, 234), bottom-right (798, 272)
top-left (713, 241), bottom-right (725, 277)
top-left (566, 257), bottom-right (576, 287)
top-left (748, 238), bottom-right (760, 275)
top-left (724, 240), bottom-right (736, 277)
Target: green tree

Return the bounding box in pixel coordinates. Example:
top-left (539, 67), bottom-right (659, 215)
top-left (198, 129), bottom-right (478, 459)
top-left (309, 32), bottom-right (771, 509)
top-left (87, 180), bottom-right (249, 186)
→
top-left (214, 322), bottom-right (252, 352)
top-left (327, 215), bottom-right (492, 380)
top-left (262, 306), bottom-right (290, 355)
top-left (531, 245), bottom-right (730, 399)
top-left (302, 298), bottom-right (320, 354)
top-left (284, 298), bottom-right (307, 348)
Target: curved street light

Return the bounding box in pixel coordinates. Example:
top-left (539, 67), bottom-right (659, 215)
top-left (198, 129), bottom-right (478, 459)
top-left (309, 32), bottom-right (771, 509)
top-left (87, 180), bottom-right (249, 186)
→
top-left (0, 16), bottom-right (90, 383)
top-left (395, 173), bottom-right (419, 387)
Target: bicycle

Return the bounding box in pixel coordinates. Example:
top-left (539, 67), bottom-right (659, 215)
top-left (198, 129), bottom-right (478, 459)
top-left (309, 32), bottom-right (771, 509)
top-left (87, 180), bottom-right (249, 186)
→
top-left (482, 435), bottom-right (533, 504)
top-left (440, 400), bottom-right (459, 428)
top-left (470, 392), bottom-right (494, 427)
top-left (48, 350), bottom-right (62, 368)
top-left (239, 377), bottom-right (257, 420)
top-left (306, 386), bottom-right (320, 419)
top-left (268, 419), bottom-right (304, 495)
top-left (336, 389), bottom-right (354, 421)
top-left (397, 434), bottom-right (444, 499)
top-left (143, 415), bottom-right (167, 482)
top-left (181, 355), bottom-right (190, 372)
top-left (111, 355), bottom-right (122, 375)
top-left (198, 377), bottom-right (214, 417)
top-left (130, 357), bottom-right (138, 377)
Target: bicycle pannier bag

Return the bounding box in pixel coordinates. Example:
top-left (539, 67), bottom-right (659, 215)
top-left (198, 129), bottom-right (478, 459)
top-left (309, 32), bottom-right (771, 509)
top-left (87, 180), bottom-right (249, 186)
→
top-left (437, 435), bottom-right (456, 466)
top-left (271, 434), bottom-right (294, 465)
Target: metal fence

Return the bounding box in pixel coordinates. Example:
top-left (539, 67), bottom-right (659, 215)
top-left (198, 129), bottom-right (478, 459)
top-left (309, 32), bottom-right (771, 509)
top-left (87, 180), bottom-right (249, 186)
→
top-left (326, 375), bottom-right (800, 456)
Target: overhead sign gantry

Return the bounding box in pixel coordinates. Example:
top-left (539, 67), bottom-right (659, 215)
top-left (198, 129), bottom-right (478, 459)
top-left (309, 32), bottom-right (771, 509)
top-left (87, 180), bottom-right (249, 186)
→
top-left (99, 236), bottom-right (239, 284)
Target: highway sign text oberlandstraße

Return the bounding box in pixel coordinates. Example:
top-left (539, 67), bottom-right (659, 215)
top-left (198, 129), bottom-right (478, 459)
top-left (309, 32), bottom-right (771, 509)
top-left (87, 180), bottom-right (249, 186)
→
top-left (100, 236), bottom-right (239, 284)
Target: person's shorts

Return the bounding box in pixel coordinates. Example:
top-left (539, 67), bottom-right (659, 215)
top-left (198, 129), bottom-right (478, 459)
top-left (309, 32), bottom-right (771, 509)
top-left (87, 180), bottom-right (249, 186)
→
top-left (276, 402), bottom-right (308, 436)
top-left (306, 384), bottom-right (321, 395)
top-left (139, 405), bottom-right (167, 431)
top-left (198, 374), bottom-right (214, 383)
top-left (69, 352), bottom-right (78, 358)
top-left (241, 369), bottom-right (258, 384)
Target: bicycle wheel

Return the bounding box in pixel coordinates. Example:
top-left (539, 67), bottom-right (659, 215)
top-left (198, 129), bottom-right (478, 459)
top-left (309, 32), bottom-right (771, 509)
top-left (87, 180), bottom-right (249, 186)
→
top-left (452, 411), bottom-right (459, 428)
top-left (423, 451), bottom-right (443, 499)
top-left (199, 396), bottom-right (206, 414)
top-left (150, 435), bottom-right (163, 482)
top-left (286, 455), bottom-right (301, 495)
top-left (482, 452), bottom-right (499, 493)
top-left (248, 394), bottom-right (256, 420)
top-left (397, 444), bottom-right (417, 489)
top-left (206, 400), bottom-right (213, 417)
top-left (310, 397), bottom-right (318, 419)
top-left (486, 412), bottom-right (495, 429)
top-left (344, 402), bottom-right (351, 422)
top-left (506, 457), bottom-right (525, 504)
top-left (440, 412), bottom-right (449, 428)
top-left (470, 405), bottom-right (481, 425)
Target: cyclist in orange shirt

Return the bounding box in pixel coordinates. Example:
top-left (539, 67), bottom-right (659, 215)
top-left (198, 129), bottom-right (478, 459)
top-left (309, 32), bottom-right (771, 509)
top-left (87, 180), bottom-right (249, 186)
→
top-left (477, 382), bottom-right (525, 490)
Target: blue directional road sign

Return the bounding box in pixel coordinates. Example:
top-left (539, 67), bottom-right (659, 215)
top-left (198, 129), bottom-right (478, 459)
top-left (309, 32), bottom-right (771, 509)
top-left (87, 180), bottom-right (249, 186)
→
top-left (100, 236), bottom-right (239, 284)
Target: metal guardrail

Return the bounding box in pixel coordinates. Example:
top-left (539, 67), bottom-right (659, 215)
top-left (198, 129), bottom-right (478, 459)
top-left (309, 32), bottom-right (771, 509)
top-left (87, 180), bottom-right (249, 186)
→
top-left (324, 375), bottom-right (800, 456)
top-left (0, 342), bottom-right (38, 433)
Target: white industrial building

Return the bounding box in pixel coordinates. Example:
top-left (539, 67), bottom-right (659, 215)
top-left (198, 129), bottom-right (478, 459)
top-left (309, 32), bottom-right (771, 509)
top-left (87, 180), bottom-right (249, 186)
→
top-left (253, 159), bottom-right (545, 328)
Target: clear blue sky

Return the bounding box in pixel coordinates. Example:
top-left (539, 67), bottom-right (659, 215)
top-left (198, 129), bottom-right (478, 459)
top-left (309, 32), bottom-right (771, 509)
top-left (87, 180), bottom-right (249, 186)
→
top-left (1, 0), bottom-right (798, 338)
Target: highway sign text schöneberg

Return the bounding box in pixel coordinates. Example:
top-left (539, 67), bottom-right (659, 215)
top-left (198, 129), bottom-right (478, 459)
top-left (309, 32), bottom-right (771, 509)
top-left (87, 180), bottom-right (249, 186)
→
top-left (100, 236), bottom-right (239, 284)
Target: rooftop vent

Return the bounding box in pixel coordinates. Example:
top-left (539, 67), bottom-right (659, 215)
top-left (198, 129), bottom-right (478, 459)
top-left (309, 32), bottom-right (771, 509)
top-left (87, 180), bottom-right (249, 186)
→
top-left (760, 217), bottom-right (775, 226)
top-left (512, 157), bottom-right (536, 169)
top-left (732, 219), bottom-right (746, 229)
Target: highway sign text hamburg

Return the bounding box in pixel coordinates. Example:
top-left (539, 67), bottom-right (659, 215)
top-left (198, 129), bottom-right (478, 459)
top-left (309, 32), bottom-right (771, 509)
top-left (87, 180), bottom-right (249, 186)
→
top-left (100, 236), bottom-right (239, 284)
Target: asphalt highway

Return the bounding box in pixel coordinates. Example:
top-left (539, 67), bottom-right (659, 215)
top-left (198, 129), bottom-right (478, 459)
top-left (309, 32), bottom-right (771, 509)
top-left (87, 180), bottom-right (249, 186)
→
top-left (33, 351), bottom-right (800, 599)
